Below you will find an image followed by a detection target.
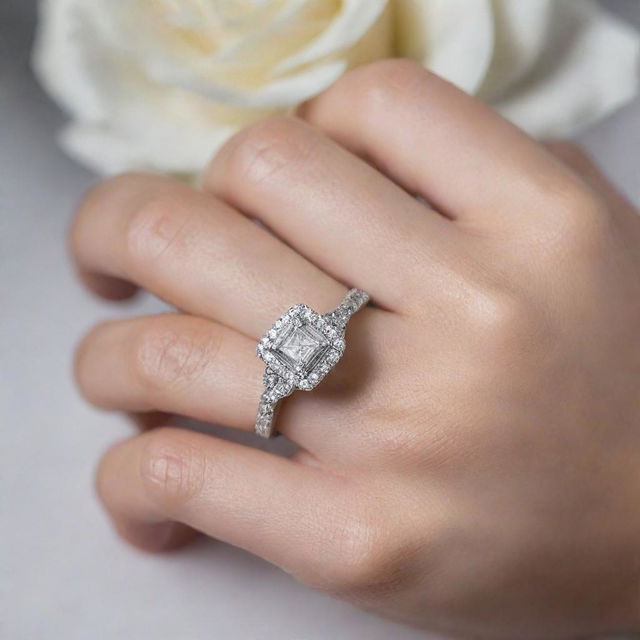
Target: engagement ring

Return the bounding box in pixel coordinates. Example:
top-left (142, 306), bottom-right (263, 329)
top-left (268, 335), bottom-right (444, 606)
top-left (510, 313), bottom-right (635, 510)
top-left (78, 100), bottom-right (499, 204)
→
top-left (255, 288), bottom-right (369, 438)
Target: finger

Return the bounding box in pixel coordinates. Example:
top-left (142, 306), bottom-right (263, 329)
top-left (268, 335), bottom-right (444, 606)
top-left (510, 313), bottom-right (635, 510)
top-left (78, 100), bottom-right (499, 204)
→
top-left (299, 59), bottom-right (584, 231)
top-left (70, 173), bottom-right (347, 338)
top-left (545, 141), bottom-right (639, 222)
top-left (97, 426), bottom-right (357, 585)
top-left (204, 116), bottom-right (462, 312)
top-left (75, 311), bottom-right (385, 450)
top-left (75, 314), bottom-right (263, 433)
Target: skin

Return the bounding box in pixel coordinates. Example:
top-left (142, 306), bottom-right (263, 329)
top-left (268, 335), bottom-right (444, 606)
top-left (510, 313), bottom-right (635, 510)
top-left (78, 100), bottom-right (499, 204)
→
top-left (71, 60), bottom-right (640, 639)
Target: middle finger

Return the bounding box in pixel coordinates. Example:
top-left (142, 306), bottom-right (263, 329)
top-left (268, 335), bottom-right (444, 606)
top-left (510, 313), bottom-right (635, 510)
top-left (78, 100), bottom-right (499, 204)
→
top-left (71, 173), bottom-right (348, 339)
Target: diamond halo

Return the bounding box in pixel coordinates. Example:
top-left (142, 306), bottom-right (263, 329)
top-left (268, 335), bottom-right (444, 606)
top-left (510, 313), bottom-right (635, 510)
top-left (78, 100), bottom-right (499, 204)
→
top-left (257, 303), bottom-right (345, 391)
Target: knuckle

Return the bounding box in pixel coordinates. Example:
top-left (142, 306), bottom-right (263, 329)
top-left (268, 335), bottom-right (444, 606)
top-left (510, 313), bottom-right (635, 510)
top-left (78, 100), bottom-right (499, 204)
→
top-left (223, 116), bottom-right (315, 186)
top-left (547, 141), bottom-right (594, 170)
top-left (125, 193), bottom-right (193, 268)
top-left (138, 428), bottom-right (207, 513)
top-left (71, 172), bottom-right (152, 252)
top-left (77, 173), bottom-right (147, 215)
top-left (361, 403), bottom-right (428, 466)
top-left (547, 185), bottom-right (611, 256)
top-left (351, 58), bottom-right (425, 90)
top-left (347, 58), bottom-right (427, 113)
top-left (468, 287), bottom-right (535, 351)
top-left (132, 320), bottom-right (219, 392)
top-left (319, 513), bottom-right (409, 597)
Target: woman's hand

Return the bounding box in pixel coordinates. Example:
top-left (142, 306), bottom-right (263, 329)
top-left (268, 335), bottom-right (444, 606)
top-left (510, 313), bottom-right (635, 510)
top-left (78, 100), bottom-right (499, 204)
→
top-left (71, 60), bottom-right (640, 639)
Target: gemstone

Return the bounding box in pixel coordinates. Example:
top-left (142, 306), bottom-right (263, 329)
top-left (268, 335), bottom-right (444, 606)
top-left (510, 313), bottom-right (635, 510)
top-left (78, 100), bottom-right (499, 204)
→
top-left (272, 322), bottom-right (330, 375)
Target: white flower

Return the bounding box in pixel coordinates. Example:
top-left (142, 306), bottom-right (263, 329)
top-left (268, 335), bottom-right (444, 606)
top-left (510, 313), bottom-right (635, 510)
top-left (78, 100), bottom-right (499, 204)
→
top-left (33, 0), bottom-right (640, 177)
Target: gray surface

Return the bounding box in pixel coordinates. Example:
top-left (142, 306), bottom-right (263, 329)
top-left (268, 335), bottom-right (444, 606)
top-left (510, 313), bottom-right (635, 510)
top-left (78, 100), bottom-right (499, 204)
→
top-left (1, 3), bottom-right (639, 640)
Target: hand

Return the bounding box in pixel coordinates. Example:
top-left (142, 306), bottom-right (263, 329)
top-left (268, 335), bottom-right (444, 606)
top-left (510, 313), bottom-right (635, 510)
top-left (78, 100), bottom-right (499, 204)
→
top-left (71, 60), bottom-right (640, 639)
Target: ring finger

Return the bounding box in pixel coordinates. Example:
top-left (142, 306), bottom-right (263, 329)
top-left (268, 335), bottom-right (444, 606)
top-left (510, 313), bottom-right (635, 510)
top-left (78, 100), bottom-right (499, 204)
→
top-left (75, 312), bottom-right (321, 445)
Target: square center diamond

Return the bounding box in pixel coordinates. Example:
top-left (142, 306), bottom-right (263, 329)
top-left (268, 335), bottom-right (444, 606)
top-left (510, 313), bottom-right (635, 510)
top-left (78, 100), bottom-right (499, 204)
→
top-left (273, 322), bottom-right (330, 375)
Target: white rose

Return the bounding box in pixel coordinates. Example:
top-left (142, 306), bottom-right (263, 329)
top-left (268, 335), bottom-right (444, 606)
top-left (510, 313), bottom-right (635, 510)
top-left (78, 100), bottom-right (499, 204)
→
top-left (33, 0), bottom-right (639, 177)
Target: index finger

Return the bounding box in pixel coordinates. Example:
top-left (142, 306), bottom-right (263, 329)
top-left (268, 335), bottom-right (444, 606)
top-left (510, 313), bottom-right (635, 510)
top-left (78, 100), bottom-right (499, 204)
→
top-left (299, 59), bottom-right (582, 232)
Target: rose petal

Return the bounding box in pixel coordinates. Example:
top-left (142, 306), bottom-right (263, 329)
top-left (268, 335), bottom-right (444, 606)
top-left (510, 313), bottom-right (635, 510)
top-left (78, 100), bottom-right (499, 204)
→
top-left (32, 0), bottom-right (106, 120)
top-left (395, 0), bottom-right (494, 94)
top-left (495, 0), bottom-right (640, 137)
top-left (479, 0), bottom-right (556, 100)
top-left (212, 0), bottom-right (334, 65)
top-left (150, 58), bottom-right (348, 109)
top-left (275, 0), bottom-right (388, 74)
top-left (61, 112), bottom-right (234, 175)
top-left (33, 0), bottom-right (640, 179)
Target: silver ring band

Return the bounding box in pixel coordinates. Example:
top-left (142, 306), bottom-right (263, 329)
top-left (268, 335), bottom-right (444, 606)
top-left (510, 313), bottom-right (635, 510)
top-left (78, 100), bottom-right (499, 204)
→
top-left (255, 288), bottom-right (369, 438)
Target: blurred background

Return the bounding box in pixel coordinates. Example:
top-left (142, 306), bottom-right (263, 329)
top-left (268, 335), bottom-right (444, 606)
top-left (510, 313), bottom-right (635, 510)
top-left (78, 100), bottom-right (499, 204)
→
top-left (2, 2), bottom-right (639, 639)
